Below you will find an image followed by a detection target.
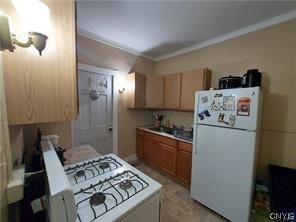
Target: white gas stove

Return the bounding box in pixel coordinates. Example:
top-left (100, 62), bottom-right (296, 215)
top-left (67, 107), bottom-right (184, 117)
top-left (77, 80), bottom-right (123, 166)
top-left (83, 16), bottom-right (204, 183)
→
top-left (42, 139), bottom-right (162, 222)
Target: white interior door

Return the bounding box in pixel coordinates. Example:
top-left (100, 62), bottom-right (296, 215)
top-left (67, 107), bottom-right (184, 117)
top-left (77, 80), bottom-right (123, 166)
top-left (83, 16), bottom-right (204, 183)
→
top-left (73, 70), bottom-right (113, 155)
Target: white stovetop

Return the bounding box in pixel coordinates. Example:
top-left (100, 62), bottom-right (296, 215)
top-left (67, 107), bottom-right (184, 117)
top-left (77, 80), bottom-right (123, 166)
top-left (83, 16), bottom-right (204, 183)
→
top-left (65, 153), bottom-right (162, 222)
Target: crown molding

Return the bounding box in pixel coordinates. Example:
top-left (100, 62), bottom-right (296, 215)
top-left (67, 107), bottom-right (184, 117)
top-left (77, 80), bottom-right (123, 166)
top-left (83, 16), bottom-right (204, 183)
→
top-left (77, 63), bottom-right (118, 76)
top-left (77, 27), bottom-right (155, 61)
top-left (77, 10), bottom-right (296, 62)
top-left (155, 10), bottom-right (296, 61)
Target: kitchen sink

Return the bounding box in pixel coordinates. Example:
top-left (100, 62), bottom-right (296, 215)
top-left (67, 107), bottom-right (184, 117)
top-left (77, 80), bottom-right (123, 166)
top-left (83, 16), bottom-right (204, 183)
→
top-left (148, 126), bottom-right (173, 135)
top-left (148, 127), bottom-right (193, 142)
top-left (175, 134), bottom-right (193, 142)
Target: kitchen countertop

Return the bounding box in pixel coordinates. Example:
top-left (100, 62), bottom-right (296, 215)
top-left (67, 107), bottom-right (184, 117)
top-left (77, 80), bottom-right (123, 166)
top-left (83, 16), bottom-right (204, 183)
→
top-left (136, 126), bottom-right (193, 144)
top-left (64, 145), bottom-right (101, 165)
top-left (64, 128), bottom-right (192, 166)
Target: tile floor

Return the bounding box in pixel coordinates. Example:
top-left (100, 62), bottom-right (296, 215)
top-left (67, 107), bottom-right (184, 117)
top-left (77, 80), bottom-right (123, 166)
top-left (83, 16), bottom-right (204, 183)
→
top-left (65, 145), bottom-right (101, 165)
top-left (133, 161), bottom-right (227, 222)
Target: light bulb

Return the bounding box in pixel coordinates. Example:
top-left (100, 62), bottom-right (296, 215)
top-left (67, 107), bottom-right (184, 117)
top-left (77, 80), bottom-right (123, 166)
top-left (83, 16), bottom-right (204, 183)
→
top-left (11, 0), bottom-right (50, 36)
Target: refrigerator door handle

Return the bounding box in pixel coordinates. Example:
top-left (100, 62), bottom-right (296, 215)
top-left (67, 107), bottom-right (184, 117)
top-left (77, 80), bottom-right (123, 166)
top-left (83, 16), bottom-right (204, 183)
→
top-left (193, 126), bottom-right (198, 155)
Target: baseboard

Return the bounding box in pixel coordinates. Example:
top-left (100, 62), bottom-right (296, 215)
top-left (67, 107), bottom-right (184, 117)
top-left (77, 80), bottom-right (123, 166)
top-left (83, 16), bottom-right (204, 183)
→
top-left (124, 154), bottom-right (138, 164)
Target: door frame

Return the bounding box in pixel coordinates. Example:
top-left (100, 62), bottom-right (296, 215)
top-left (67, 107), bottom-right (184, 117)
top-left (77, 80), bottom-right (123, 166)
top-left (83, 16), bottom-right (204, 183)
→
top-left (72, 63), bottom-right (120, 155)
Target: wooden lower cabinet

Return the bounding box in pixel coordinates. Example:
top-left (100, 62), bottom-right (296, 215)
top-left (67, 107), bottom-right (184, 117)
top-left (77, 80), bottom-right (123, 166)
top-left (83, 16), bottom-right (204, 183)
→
top-left (144, 137), bottom-right (159, 168)
top-left (136, 134), bottom-right (144, 160)
top-left (176, 150), bottom-right (192, 186)
top-left (136, 130), bottom-right (192, 187)
top-left (158, 143), bottom-right (177, 177)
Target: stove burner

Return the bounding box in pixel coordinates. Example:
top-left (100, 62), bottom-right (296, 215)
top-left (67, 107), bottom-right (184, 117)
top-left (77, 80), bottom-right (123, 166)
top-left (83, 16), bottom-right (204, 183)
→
top-left (75, 170), bottom-right (85, 177)
top-left (65, 156), bottom-right (123, 185)
top-left (89, 192), bottom-right (106, 206)
top-left (99, 162), bottom-right (110, 169)
top-left (119, 179), bottom-right (133, 190)
top-left (74, 170), bottom-right (149, 221)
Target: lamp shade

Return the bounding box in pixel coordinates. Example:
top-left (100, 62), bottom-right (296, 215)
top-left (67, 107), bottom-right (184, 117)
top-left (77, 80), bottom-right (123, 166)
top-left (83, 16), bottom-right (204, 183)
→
top-left (11, 0), bottom-right (50, 36)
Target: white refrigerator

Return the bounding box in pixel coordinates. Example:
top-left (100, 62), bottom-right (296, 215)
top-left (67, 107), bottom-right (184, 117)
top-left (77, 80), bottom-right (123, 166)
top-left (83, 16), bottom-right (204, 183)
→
top-left (190, 87), bottom-right (262, 222)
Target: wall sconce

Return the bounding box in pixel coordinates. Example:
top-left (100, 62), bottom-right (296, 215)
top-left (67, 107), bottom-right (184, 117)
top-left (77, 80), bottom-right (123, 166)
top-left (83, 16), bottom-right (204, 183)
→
top-left (118, 88), bottom-right (125, 94)
top-left (0, 0), bottom-right (50, 56)
top-left (116, 75), bottom-right (128, 94)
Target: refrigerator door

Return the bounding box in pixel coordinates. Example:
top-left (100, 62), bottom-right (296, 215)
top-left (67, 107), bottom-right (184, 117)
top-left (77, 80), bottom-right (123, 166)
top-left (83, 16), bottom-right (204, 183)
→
top-left (191, 124), bottom-right (258, 222)
top-left (194, 87), bottom-right (261, 131)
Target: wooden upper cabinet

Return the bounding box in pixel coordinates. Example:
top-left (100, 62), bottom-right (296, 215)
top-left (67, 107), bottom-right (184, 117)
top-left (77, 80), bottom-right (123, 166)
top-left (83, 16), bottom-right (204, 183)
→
top-left (180, 69), bottom-right (212, 111)
top-left (145, 75), bottom-right (164, 108)
top-left (164, 73), bottom-right (181, 109)
top-left (128, 68), bottom-right (211, 111)
top-left (2, 0), bottom-right (77, 125)
top-left (127, 73), bottom-right (146, 108)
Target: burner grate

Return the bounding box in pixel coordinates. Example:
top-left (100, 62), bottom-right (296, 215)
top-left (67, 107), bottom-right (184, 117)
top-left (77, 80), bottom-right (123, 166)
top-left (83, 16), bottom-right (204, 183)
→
top-left (119, 179), bottom-right (133, 190)
top-left (64, 156), bottom-right (122, 185)
top-left (89, 192), bottom-right (106, 206)
top-left (74, 170), bottom-right (149, 222)
top-left (75, 170), bottom-right (85, 178)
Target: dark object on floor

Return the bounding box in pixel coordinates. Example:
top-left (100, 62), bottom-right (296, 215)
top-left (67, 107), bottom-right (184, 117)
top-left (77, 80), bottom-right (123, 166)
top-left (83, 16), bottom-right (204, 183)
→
top-left (131, 162), bottom-right (141, 167)
top-left (20, 173), bottom-right (46, 222)
top-left (269, 164), bottom-right (296, 213)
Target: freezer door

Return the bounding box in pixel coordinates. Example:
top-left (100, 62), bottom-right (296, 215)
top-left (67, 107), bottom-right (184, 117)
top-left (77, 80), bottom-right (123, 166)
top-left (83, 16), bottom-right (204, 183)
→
top-left (190, 125), bottom-right (258, 222)
top-left (194, 87), bottom-right (261, 131)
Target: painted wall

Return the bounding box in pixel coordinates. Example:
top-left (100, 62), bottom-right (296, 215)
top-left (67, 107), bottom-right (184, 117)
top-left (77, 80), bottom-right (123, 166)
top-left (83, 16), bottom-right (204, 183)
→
top-left (22, 121), bottom-right (73, 161)
top-left (77, 35), bottom-right (155, 158)
top-left (155, 19), bottom-right (296, 177)
top-left (9, 126), bottom-right (24, 166)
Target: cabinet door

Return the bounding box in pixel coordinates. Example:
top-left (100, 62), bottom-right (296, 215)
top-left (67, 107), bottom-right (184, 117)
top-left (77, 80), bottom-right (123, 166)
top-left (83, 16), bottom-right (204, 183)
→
top-left (177, 150), bottom-right (192, 186)
top-left (164, 73), bottom-right (181, 109)
top-left (2, 0), bottom-right (77, 125)
top-left (180, 69), bottom-right (211, 111)
top-left (144, 138), bottom-right (159, 167)
top-left (145, 75), bottom-right (164, 108)
top-left (136, 132), bottom-right (144, 160)
top-left (127, 73), bottom-right (146, 108)
top-left (158, 143), bottom-right (177, 177)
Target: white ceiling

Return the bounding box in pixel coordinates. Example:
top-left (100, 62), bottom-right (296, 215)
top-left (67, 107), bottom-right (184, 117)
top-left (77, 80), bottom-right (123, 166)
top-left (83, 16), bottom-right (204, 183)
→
top-left (77, 1), bottom-right (296, 60)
